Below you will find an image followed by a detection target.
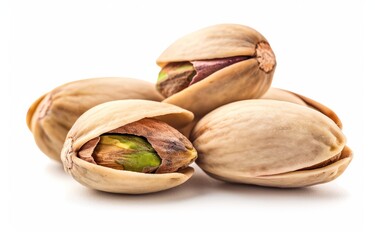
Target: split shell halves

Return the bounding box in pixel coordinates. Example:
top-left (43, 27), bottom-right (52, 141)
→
top-left (61, 100), bottom-right (196, 194)
top-left (157, 24), bottom-right (276, 117)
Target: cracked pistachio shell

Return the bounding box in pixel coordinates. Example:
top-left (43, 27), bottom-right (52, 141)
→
top-left (27, 77), bottom-right (163, 161)
top-left (191, 100), bottom-right (352, 188)
top-left (157, 24), bottom-right (276, 118)
top-left (261, 88), bottom-right (342, 128)
top-left (61, 100), bottom-right (195, 194)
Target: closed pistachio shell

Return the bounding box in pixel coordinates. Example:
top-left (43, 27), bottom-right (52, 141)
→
top-left (191, 100), bottom-right (351, 188)
top-left (157, 24), bottom-right (276, 118)
top-left (61, 100), bottom-right (196, 194)
top-left (261, 88), bottom-right (342, 128)
top-left (27, 77), bottom-right (163, 161)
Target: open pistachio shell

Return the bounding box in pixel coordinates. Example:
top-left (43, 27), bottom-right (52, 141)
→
top-left (27, 77), bottom-right (163, 161)
top-left (61, 100), bottom-right (195, 194)
top-left (191, 100), bottom-right (351, 188)
top-left (261, 88), bottom-right (342, 128)
top-left (157, 24), bottom-right (276, 118)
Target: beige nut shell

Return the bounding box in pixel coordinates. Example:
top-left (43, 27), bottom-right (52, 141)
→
top-left (205, 146), bottom-right (352, 188)
top-left (61, 100), bottom-right (194, 194)
top-left (157, 24), bottom-right (275, 118)
top-left (27, 77), bottom-right (163, 161)
top-left (261, 88), bottom-right (342, 128)
top-left (191, 100), bottom-right (351, 188)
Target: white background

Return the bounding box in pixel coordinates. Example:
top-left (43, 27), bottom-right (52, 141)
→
top-left (4, 0), bottom-right (371, 238)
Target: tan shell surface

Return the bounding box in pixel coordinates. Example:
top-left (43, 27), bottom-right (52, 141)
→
top-left (191, 100), bottom-right (347, 187)
top-left (157, 24), bottom-right (266, 65)
top-left (69, 154), bottom-right (194, 194)
top-left (261, 88), bottom-right (342, 128)
top-left (158, 24), bottom-right (275, 118)
top-left (27, 77), bottom-right (163, 161)
top-left (205, 146), bottom-right (352, 188)
top-left (26, 94), bottom-right (46, 131)
top-left (261, 88), bottom-right (307, 106)
top-left (61, 100), bottom-right (195, 194)
top-left (163, 59), bottom-right (273, 118)
top-left (293, 91), bottom-right (343, 129)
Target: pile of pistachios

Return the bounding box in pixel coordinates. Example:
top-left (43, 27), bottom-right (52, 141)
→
top-left (27, 24), bottom-right (352, 194)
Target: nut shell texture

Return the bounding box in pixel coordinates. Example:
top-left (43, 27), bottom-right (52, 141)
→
top-left (61, 100), bottom-right (195, 194)
top-left (157, 24), bottom-right (265, 65)
top-left (158, 24), bottom-right (275, 117)
top-left (191, 100), bottom-right (350, 188)
top-left (261, 88), bottom-right (342, 128)
top-left (27, 77), bottom-right (163, 161)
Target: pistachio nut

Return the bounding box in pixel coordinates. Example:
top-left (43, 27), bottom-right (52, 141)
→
top-left (27, 77), bottom-right (163, 161)
top-left (261, 87), bottom-right (342, 128)
top-left (61, 100), bottom-right (197, 194)
top-left (191, 100), bottom-right (352, 188)
top-left (157, 24), bottom-right (276, 117)
top-left (87, 134), bottom-right (162, 172)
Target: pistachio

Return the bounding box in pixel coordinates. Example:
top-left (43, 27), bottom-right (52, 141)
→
top-left (61, 100), bottom-right (197, 194)
top-left (261, 88), bottom-right (342, 128)
top-left (157, 56), bottom-right (248, 97)
top-left (77, 118), bottom-right (197, 174)
top-left (157, 24), bottom-right (276, 118)
top-left (191, 100), bottom-right (352, 188)
top-left (157, 62), bottom-right (196, 97)
top-left (27, 77), bottom-right (163, 161)
top-left (81, 134), bottom-right (162, 173)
